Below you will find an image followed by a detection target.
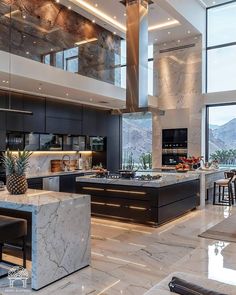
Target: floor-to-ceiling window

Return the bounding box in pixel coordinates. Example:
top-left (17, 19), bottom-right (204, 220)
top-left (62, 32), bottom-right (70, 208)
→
top-left (122, 112), bottom-right (152, 170)
top-left (207, 1), bottom-right (236, 93)
top-left (207, 104), bottom-right (236, 168)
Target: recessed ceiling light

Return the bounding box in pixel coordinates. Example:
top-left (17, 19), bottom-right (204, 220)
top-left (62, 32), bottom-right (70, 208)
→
top-left (187, 30), bottom-right (191, 34)
top-left (51, 48), bottom-right (54, 51)
top-left (194, 36), bottom-right (198, 40)
top-left (68, 6), bottom-right (71, 9)
top-left (95, 3), bottom-right (98, 7)
top-left (92, 19), bottom-right (96, 23)
top-left (66, 93), bottom-right (69, 96)
top-left (212, 1), bottom-right (216, 4)
top-left (168, 17), bottom-right (171, 21)
top-left (6, 81), bottom-right (9, 84)
top-left (124, 13), bottom-right (126, 16)
top-left (155, 38), bottom-right (158, 41)
top-left (90, 98), bottom-right (93, 101)
top-left (33, 41), bottom-right (37, 44)
top-left (113, 16), bottom-right (117, 19)
top-left (113, 32), bottom-right (117, 35)
top-left (2, 80), bottom-right (5, 83)
top-left (23, 35), bottom-right (26, 38)
top-left (168, 31), bottom-right (171, 35)
top-left (56, 0), bottom-right (60, 2)
top-left (177, 39), bottom-right (181, 43)
top-left (38, 87), bottom-right (42, 90)
top-left (26, 51), bottom-right (29, 55)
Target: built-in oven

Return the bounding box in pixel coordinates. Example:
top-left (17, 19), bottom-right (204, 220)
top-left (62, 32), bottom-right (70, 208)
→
top-left (162, 128), bottom-right (188, 166)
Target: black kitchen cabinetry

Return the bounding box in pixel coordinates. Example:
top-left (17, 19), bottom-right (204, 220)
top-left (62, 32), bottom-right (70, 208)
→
top-left (6, 94), bottom-right (24, 132)
top-left (77, 179), bottom-right (200, 226)
top-left (27, 178), bottom-right (43, 190)
top-left (59, 174), bottom-right (84, 193)
top-left (0, 89), bottom-right (121, 172)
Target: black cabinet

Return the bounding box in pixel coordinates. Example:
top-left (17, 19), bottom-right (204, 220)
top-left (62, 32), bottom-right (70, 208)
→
top-left (60, 173), bottom-right (84, 193)
top-left (6, 94), bottom-right (24, 131)
top-left (28, 178), bottom-right (43, 190)
top-left (23, 96), bottom-right (45, 133)
top-left (46, 117), bottom-right (82, 135)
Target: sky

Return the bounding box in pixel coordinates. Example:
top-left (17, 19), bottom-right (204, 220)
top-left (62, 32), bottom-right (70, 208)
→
top-left (209, 105), bottom-right (236, 126)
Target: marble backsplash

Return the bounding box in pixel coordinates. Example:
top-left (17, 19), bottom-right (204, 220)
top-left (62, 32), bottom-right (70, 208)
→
top-left (26, 152), bottom-right (92, 176)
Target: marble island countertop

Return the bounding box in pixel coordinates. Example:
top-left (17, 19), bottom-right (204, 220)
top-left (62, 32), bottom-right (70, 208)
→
top-left (26, 169), bottom-right (95, 179)
top-left (76, 172), bottom-right (200, 187)
top-left (0, 189), bottom-right (89, 211)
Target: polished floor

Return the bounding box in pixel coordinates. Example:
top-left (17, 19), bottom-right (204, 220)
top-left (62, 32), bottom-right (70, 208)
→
top-left (1, 205), bottom-right (236, 294)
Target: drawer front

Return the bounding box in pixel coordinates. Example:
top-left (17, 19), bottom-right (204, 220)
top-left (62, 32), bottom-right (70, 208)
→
top-left (158, 180), bottom-right (199, 207)
top-left (158, 196), bottom-right (197, 225)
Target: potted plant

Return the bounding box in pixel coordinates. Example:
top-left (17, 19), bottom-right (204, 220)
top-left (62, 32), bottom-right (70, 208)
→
top-left (1, 150), bottom-right (32, 195)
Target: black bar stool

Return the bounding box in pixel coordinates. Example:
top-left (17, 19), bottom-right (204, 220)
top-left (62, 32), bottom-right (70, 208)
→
top-left (0, 215), bottom-right (27, 277)
top-left (213, 172), bottom-right (235, 206)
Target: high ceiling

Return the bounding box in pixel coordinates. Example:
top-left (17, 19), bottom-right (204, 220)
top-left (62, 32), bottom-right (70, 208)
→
top-left (61, 0), bottom-right (201, 44)
top-left (200, 0), bottom-right (233, 7)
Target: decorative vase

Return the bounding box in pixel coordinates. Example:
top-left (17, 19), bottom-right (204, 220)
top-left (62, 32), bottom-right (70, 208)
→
top-left (6, 174), bottom-right (28, 195)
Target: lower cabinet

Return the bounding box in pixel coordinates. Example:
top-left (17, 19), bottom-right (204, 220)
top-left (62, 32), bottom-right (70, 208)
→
top-left (59, 173), bottom-right (84, 193)
top-left (27, 178), bottom-right (43, 190)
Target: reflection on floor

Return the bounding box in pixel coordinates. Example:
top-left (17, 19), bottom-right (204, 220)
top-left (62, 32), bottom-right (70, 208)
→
top-left (0, 205), bottom-right (236, 294)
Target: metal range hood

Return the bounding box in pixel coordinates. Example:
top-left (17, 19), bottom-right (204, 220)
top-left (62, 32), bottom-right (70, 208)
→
top-left (113, 0), bottom-right (163, 115)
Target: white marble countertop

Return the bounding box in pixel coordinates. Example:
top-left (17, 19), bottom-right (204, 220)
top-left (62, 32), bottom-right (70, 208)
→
top-left (26, 170), bottom-right (95, 179)
top-left (76, 172), bottom-right (200, 188)
top-left (0, 189), bottom-right (90, 211)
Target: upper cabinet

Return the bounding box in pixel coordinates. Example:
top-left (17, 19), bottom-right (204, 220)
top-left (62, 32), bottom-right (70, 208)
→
top-left (6, 93), bottom-right (24, 132)
top-left (45, 100), bottom-right (82, 134)
top-left (6, 94), bottom-right (46, 133)
top-left (23, 96), bottom-right (46, 133)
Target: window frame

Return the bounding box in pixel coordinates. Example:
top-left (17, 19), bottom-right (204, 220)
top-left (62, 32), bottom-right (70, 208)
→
top-left (205, 102), bottom-right (236, 161)
top-left (206, 0), bottom-right (236, 93)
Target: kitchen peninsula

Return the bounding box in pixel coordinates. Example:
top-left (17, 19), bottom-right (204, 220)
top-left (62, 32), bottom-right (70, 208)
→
top-left (76, 172), bottom-right (200, 227)
top-left (0, 190), bottom-right (91, 290)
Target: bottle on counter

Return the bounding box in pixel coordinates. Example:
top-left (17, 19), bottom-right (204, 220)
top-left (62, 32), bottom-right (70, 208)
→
top-left (78, 154), bottom-right (84, 170)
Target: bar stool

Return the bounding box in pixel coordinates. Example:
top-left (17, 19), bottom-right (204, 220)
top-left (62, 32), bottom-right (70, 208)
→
top-left (0, 215), bottom-right (27, 277)
top-left (213, 172), bottom-right (235, 206)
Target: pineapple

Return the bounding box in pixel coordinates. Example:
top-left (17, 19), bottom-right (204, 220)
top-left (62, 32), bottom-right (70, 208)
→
top-left (1, 150), bottom-right (32, 195)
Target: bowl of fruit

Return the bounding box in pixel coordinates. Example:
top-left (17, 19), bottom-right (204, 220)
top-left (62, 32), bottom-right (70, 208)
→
top-left (179, 156), bottom-right (203, 170)
top-left (175, 163), bottom-right (190, 173)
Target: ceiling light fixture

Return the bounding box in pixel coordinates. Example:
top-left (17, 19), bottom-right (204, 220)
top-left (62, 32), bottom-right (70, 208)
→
top-left (71, 0), bottom-right (180, 33)
top-left (148, 19), bottom-right (180, 31)
top-left (72, 0), bottom-right (126, 31)
top-left (75, 37), bottom-right (98, 46)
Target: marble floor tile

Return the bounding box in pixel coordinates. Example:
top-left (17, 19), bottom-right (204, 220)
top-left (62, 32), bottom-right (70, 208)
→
top-left (1, 204), bottom-right (236, 294)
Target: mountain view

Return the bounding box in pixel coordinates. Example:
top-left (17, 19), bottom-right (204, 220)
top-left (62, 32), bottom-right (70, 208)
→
top-left (122, 113), bottom-right (152, 168)
top-left (209, 118), bottom-right (236, 153)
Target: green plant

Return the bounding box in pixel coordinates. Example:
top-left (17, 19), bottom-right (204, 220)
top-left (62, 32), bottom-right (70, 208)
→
top-left (1, 150), bottom-right (32, 176)
top-left (139, 153), bottom-right (152, 170)
top-left (210, 149), bottom-right (236, 165)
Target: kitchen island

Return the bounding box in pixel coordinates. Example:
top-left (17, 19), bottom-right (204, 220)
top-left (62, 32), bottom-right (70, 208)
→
top-left (0, 190), bottom-right (91, 290)
top-left (76, 173), bottom-right (200, 227)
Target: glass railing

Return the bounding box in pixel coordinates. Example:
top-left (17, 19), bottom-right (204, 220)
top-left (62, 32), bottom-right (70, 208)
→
top-left (0, 2), bottom-right (154, 92)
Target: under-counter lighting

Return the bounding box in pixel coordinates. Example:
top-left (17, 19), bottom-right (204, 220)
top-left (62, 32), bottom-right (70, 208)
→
top-left (75, 37), bottom-right (98, 46)
top-left (0, 108), bottom-right (33, 115)
top-left (20, 151), bottom-right (92, 155)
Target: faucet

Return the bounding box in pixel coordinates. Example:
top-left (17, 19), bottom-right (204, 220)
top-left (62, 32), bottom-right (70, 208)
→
top-left (62, 154), bottom-right (71, 172)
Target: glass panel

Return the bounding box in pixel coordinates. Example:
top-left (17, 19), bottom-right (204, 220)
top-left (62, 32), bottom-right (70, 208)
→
top-left (208, 105), bottom-right (236, 168)
top-left (207, 2), bottom-right (236, 47)
top-left (56, 51), bottom-right (64, 69)
top-left (207, 45), bottom-right (236, 92)
top-left (44, 54), bottom-right (51, 65)
top-left (40, 134), bottom-right (63, 151)
top-left (25, 133), bottom-right (40, 151)
top-left (66, 57), bottom-right (78, 73)
top-left (122, 113), bottom-right (152, 170)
